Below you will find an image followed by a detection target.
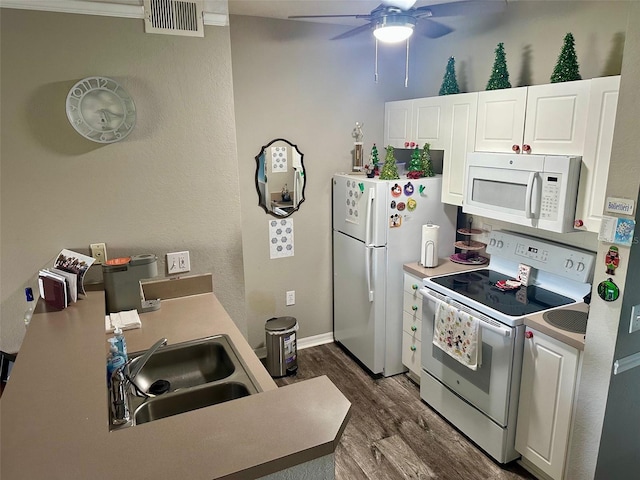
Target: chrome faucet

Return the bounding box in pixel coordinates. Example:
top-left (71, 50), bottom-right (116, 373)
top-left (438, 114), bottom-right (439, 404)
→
top-left (110, 337), bottom-right (168, 425)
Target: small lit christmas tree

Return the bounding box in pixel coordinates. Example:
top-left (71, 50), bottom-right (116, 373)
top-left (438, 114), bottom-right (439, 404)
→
top-left (486, 42), bottom-right (511, 90)
top-left (407, 147), bottom-right (423, 179)
top-left (439, 56), bottom-right (460, 95)
top-left (550, 33), bottom-right (581, 83)
top-left (420, 143), bottom-right (434, 177)
top-left (379, 146), bottom-right (400, 180)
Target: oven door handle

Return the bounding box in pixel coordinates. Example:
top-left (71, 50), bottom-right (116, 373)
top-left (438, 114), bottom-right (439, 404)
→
top-left (421, 288), bottom-right (512, 337)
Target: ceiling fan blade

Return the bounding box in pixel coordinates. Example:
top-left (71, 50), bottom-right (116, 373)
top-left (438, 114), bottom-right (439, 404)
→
top-left (415, 18), bottom-right (454, 39)
top-left (288, 14), bottom-right (370, 20)
top-left (331, 23), bottom-right (374, 41)
top-left (415, 0), bottom-right (506, 18)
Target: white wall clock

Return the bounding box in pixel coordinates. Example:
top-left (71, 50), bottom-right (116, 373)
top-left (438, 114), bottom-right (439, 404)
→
top-left (65, 76), bottom-right (136, 143)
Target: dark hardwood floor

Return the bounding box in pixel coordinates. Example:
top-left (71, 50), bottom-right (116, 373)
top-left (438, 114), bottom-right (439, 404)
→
top-left (274, 342), bottom-right (536, 480)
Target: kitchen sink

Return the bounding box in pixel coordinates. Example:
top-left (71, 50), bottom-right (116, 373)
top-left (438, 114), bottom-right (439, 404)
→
top-left (128, 335), bottom-right (237, 394)
top-left (109, 334), bottom-right (260, 430)
top-left (134, 382), bottom-right (253, 425)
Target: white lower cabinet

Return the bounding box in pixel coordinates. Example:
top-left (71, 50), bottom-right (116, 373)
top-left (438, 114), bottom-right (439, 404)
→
top-left (401, 273), bottom-right (423, 380)
top-left (515, 327), bottom-right (581, 480)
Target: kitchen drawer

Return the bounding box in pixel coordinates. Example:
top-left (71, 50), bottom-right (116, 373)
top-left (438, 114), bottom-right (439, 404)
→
top-left (402, 331), bottom-right (421, 376)
top-left (403, 311), bottom-right (421, 338)
top-left (403, 274), bottom-right (422, 299)
top-left (403, 291), bottom-right (422, 319)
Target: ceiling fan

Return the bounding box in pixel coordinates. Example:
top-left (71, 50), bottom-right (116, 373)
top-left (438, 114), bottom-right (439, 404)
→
top-left (289, 0), bottom-right (505, 44)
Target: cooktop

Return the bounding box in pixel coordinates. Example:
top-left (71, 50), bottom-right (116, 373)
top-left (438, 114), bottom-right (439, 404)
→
top-left (429, 269), bottom-right (575, 318)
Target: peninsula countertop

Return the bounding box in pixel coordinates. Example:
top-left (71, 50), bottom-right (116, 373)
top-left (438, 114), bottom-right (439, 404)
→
top-left (0, 290), bottom-right (350, 479)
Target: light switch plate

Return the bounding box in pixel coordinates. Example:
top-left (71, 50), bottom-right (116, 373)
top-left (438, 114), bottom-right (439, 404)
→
top-left (166, 251), bottom-right (190, 274)
top-left (630, 304), bottom-right (640, 333)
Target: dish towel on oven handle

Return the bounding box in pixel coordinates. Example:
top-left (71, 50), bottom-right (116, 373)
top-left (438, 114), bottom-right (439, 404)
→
top-left (432, 300), bottom-right (482, 370)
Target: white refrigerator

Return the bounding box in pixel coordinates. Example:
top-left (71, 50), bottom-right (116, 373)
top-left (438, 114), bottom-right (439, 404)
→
top-left (332, 173), bottom-right (456, 376)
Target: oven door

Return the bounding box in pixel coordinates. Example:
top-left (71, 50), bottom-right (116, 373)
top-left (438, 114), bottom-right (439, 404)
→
top-left (420, 288), bottom-right (523, 427)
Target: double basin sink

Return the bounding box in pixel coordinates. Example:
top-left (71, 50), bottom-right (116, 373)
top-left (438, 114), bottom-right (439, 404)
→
top-left (109, 334), bottom-right (260, 430)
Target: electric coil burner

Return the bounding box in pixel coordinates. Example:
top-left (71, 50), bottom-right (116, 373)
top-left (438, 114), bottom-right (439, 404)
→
top-left (419, 230), bottom-right (596, 463)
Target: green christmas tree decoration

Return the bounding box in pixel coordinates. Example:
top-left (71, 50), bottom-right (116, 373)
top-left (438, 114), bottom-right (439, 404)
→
top-left (420, 143), bottom-right (435, 178)
top-left (370, 144), bottom-right (380, 169)
top-left (407, 147), bottom-right (423, 179)
top-left (486, 42), bottom-right (511, 90)
top-left (379, 146), bottom-right (400, 180)
top-left (439, 56), bottom-right (460, 96)
top-left (550, 33), bottom-right (581, 83)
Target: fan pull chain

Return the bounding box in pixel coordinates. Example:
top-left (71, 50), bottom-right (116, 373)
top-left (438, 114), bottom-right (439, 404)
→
top-left (405, 38), bottom-right (410, 88)
top-left (374, 38), bottom-right (379, 83)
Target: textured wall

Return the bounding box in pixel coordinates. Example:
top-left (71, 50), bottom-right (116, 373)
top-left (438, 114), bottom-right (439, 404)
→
top-left (0, 10), bottom-right (246, 352)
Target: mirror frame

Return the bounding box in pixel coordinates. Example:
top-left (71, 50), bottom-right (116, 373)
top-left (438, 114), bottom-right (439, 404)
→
top-left (255, 138), bottom-right (306, 218)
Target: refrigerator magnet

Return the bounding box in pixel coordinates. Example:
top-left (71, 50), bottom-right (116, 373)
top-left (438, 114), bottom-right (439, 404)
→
top-left (605, 246), bottom-right (620, 275)
top-left (404, 182), bottom-right (414, 196)
top-left (391, 184), bottom-right (402, 197)
top-left (390, 214), bottom-right (402, 228)
top-left (597, 278), bottom-right (620, 302)
top-left (407, 198), bottom-right (417, 211)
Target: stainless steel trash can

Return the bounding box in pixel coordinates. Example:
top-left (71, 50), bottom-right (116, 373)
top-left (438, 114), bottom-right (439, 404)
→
top-left (265, 316), bottom-right (298, 377)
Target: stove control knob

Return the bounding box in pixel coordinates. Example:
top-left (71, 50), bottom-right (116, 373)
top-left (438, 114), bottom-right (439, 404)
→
top-left (496, 240), bottom-right (504, 249)
top-left (489, 238), bottom-right (497, 247)
top-left (525, 331), bottom-right (534, 339)
top-left (577, 262), bottom-right (585, 272)
top-left (565, 259), bottom-right (574, 269)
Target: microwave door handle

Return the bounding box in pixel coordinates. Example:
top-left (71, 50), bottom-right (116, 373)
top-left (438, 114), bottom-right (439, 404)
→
top-left (365, 187), bottom-right (376, 302)
top-left (525, 172), bottom-right (538, 219)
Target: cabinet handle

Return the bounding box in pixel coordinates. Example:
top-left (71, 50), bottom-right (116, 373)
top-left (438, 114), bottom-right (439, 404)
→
top-left (412, 284), bottom-right (419, 290)
top-left (412, 305), bottom-right (418, 311)
top-left (411, 325), bottom-right (417, 332)
top-left (410, 345), bottom-right (417, 352)
top-left (512, 144), bottom-right (520, 153)
top-left (525, 331), bottom-right (534, 339)
top-left (522, 144), bottom-right (531, 153)
top-left (574, 219), bottom-right (584, 228)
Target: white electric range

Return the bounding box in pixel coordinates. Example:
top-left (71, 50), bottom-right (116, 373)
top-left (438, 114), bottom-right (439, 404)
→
top-left (419, 230), bottom-right (595, 463)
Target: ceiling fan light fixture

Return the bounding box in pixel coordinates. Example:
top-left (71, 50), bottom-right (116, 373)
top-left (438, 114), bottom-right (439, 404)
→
top-left (373, 15), bottom-right (416, 43)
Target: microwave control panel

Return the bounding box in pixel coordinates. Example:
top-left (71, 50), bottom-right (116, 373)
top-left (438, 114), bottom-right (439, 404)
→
top-left (540, 174), bottom-right (561, 220)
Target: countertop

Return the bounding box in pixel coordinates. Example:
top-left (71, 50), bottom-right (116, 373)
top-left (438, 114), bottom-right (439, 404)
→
top-left (0, 291), bottom-right (351, 479)
top-left (404, 260), bottom-right (587, 350)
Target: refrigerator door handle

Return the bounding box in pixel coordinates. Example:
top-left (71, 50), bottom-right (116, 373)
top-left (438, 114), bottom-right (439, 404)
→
top-left (365, 187), bottom-right (376, 302)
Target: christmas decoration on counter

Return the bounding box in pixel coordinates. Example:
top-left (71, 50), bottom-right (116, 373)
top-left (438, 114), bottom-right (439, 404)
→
top-left (379, 146), bottom-right (400, 180)
top-left (486, 42), bottom-right (511, 90)
top-left (550, 33), bottom-right (581, 83)
top-left (420, 143), bottom-right (434, 177)
top-left (439, 56), bottom-right (460, 95)
top-left (364, 163), bottom-right (376, 178)
top-left (407, 147), bottom-right (423, 179)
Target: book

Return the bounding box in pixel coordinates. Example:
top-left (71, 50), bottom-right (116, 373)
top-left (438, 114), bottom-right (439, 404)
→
top-left (51, 268), bottom-right (78, 303)
top-left (38, 270), bottom-right (68, 309)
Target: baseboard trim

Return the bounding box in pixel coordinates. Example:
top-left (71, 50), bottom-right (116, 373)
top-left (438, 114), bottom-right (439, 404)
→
top-left (254, 332), bottom-right (334, 359)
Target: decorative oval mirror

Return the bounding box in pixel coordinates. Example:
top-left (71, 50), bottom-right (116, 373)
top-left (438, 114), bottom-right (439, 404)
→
top-left (255, 138), bottom-right (306, 218)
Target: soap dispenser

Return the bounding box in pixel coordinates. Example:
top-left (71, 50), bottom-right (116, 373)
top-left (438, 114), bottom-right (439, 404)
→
top-left (113, 326), bottom-right (128, 363)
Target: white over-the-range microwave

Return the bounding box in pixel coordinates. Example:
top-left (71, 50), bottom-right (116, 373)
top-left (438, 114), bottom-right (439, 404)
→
top-left (463, 152), bottom-right (581, 233)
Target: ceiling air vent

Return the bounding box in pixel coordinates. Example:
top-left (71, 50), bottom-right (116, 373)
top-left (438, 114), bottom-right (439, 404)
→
top-left (144, 0), bottom-right (204, 37)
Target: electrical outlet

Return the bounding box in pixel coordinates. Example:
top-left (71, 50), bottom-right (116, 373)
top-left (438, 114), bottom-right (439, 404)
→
top-left (286, 290), bottom-right (295, 306)
top-left (630, 304), bottom-right (640, 333)
top-left (90, 243), bottom-right (107, 264)
top-left (166, 251), bottom-right (191, 274)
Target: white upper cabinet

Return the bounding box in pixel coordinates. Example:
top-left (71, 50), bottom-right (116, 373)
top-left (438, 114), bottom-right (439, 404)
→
top-left (475, 80), bottom-right (591, 155)
top-left (441, 93), bottom-right (478, 206)
top-left (475, 86), bottom-right (527, 153)
top-left (384, 100), bottom-right (413, 149)
top-left (574, 76), bottom-right (620, 232)
top-left (412, 97), bottom-right (448, 150)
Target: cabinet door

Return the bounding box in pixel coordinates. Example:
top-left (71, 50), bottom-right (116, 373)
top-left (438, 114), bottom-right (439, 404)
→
top-left (475, 87), bottom-right (527, 153)
top-left (441, 92), bottom-right (478, 206)
top-left (523, 80), bottom-right (591, 155)
top-left (413, 96), bottom-right (448, 150)
top-left (515, 328), bottom-right (580, 480)
top-left (574, 76), bottom-right (620, 233)
top-left (384, 100), bottom-right (413, 149)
